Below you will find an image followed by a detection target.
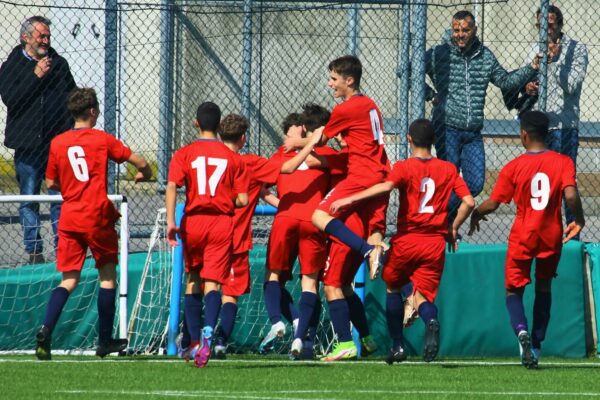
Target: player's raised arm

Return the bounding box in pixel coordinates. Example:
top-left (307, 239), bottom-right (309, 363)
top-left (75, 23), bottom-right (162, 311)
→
top-left (127, 152), bottom-right (153, 183)
top-left (280, 129), bottom-right (323, 174)
top-left (563, 186), bottom-right (585, 243)
top-left (165, 181), bottom-right (179, 247)
top-left (283, 126), bottom-right (328, 152)
top-left (330, 181), bottom-right (394, 214)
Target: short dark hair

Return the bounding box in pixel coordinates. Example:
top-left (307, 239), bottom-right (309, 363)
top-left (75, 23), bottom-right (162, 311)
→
top-left (520, 110), bottom-right (549, 141)
top-left (67, 87), bottom-right (99, 120)
top-left (301, 103), bottom-right (330, 132)
top-left (536, 5), bottom-right (564, 30)
top-left (328, 55), bottom-right (362, 90)
top-left (408, 118), bottom-right (435, 148)
top-left (219, 114), bottom-right (248, 142)
top-left (196, 102), bottom-right (221, 132)
top-left (281, 112), bottom-right (303, 135)
top-left (452, 10), bottom-right (476, 25)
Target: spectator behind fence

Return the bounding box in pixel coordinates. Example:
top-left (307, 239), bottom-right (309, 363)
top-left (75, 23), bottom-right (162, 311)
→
top-left (503, 5), bottom-right (587, 229)
top-left (425, 10), bottom-right (539, 223)
top-left (0, 16), bottom-right (76, 263)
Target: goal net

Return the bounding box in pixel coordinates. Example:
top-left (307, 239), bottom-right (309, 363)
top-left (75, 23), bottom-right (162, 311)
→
top-left (0, 195), bottom-right (128, 354)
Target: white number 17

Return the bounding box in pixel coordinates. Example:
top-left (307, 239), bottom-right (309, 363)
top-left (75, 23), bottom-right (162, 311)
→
top-left (191, 156), bottom-right (228, 196)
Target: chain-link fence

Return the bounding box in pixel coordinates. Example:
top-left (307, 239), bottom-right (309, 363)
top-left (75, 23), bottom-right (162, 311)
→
top-left (0, 0), bottom-right (597, 265)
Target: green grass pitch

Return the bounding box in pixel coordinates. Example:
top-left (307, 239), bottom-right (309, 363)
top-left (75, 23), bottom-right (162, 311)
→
top-left (2, 355), bottom-right (600, 399)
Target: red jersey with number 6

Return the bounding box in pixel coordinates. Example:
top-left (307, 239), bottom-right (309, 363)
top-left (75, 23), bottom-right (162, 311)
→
top-left (46, 128), bottom-right (132, 232)
top-left (490, 151), bottom-right (576, 259)
top-left (322, 94), bottom-right (388, 185)
top-left (168, 139), bottom-right (249, 216)
top-left (387, 157), bottom-right (470, 235)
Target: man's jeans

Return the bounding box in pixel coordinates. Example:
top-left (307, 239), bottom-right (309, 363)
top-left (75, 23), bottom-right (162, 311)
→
top-left (435, 126), bottom-right (485, 224)
top-left (546, 128), bottom-right (579, 228)
top-left (15, 150), bottom-right (60, 254)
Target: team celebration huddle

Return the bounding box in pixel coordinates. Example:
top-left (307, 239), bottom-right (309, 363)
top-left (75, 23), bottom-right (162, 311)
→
top-left (20, 9), bottom-right (585, 370)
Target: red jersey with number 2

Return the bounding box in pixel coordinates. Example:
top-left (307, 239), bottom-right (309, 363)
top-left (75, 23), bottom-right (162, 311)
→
top-left (490, 151), bottom-right (576, 259)
top-left (387, 157), bottom-right (470, 236)
top-left (46, 128), bottom-right (132, 232)
top-left (168, 139), bottom-right (249, 216)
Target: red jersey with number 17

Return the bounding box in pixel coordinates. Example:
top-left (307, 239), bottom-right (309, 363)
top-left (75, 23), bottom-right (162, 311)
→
top-left (490, 150), bottom-right (576, 259)
top-left (46, 128), bottom-right (132, 232)
top-left (322, 94), bottom-right (388, 185)
top-left (168, 139), bottom-right (249, 216)
top-left (387, 157), bottom-right (470, 235)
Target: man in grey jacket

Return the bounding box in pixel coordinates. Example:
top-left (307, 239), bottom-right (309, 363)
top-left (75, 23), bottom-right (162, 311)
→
top-left (426, 10), bottom-right (539, 219)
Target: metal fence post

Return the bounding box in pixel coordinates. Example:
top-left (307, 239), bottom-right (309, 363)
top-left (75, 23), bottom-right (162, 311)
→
top-left (537, 0), bottom-right (550, 111)
top-left (410, 0), bottom-right (427, 122)
top-left (348, 4), bottom-right (359, 56)
top-left (397, 2), bottom-right (411, 160)
top-left (105, 0), bottom-right (118, 193)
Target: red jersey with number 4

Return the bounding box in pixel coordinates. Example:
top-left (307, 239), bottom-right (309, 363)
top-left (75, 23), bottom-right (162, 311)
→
top-left (233, 154), bottom-right (282, 254)
top-left (490, 151), bottom-right (576, 259)
top-left (46, 128), bottom-right (132, 232)
top-left (168, 139), bottom-right (249, 216)
top-left (388, 157), bottom-right (470, 235)
top-left (322, 95), bottom-right (388, 184)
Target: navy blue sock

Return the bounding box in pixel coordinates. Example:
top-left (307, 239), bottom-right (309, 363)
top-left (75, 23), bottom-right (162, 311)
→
top-left (180, 316), bottom-right (191, 349)
top-left (281, 287), bottom-right (299, 323)
top-left (346, 293), bottom-right (370, 338)
top-left (506, 293), bottom-right (528, 335)
top-left (294, 292), bottom-right (318, 340)
top-left (401, 282), bottom-right (413, 298)
top-left (418, 301), bottom-right (438, 324)
top-left (307, 298), bottom-right (321, 342)
top-left (219, 302), bottom-right (238, 342)
top-left (97, 288), bottom-right (116, 344)
top-left (328, 299), bottom-right (353, 342)
top-left (43, 287), bottom-right (70, 333)
top-left (263, 281), bottom-right (282, 324)
top-left (532, 291), bottom-right (551, 349)
top-left (324, 219), bottom-right (373, 257)
top-left (185, 293), bottom-right (203, 342)
top-left (386, 292), bottom-right (404, 348)
top-left (203, 290), bottom-right (222, 330)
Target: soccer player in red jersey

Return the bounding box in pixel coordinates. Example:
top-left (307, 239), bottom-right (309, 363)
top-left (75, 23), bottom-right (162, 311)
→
top-left (166, 102), bottom-right (249, 368)
top-left (35, 88), bottom-right (152, 360)
top-left (331, 119), bottom-right (475, 363)
top-left (469, 111), bottom-right (584, 369)
top-left (212, 113), bottom-right (321, 359)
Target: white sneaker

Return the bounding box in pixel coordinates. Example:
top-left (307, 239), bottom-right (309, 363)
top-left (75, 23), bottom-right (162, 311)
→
top-left (290, 338), bottom-right (303, 360)
top-left (258, 321), bottom-right (286, 354)
top-left (517, 330), bottom-right (538, 369)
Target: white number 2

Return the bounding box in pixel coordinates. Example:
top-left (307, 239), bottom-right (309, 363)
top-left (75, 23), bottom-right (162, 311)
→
top-left (67, 146), bottom-right (89, 182)
top-left (191, 156), bottom-right (228, 196)
top-left (369, 109), bottom-right (384, 145)
top-left (418, 177), bottom-right (435, 214)
top-left (530, 172), bottom-right (550, 211)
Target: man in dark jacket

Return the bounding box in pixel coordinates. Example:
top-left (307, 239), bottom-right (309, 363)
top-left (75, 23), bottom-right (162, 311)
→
top-left (0, 16), bottom-right (76, 263)
top-left (425, 10), bottom-right (539, 224)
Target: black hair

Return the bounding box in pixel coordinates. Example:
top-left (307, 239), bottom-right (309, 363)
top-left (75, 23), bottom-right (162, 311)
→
top-left (328, 55), bottom-right (362, 90)
top-left (281, 112), bottom-right (303, 135)
top-left (520, 110), bottom-right (549, 141)
top-left (301, 103), bottom-right (330, 132)
top-left (408, 118), bottom-right (435, 148)
top-left (536, 5), bottom-right (564, 29)
top-left (453, 10), bottom-right (476, 25)
top-left (195, 102), bottom-right (221, 132)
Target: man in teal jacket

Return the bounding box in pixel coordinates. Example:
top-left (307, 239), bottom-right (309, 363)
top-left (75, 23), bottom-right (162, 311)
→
top-left (425, 10), bottom-right (539, 222)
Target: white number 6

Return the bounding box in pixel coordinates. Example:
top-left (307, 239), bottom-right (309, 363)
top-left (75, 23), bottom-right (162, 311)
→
top-left (67, 146), bottom-right (89, 182)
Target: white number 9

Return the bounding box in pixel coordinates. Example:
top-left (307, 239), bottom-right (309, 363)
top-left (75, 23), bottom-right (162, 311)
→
top-left (530, 172), bottom-right (550, 211)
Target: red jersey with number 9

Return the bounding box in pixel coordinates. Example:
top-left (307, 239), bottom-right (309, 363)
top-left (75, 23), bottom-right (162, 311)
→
top-left (490, 151), bottom-right (576, 259)
top-left (387, 157), bottom-right (470, 235)
top-left (322, 94), bottom-right (388, 185)
top-left (46, 128), bottom-right (132, 232)
top-left (168, 139), bottom-right (249, 217)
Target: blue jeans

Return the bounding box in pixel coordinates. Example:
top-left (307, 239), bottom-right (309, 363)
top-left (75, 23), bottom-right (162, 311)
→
top-left (14, 150), bottom-right (61, 254)
top-left (435, 126), bottom-right (485, 223)
top-left (545, 128), bottom-right (579, 227)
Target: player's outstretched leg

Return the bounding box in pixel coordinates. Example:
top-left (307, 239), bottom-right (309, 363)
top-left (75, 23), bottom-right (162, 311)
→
top-left (322, 298), bottom-right (357, 361)
top-left (291, 288), bottom-right (319, 360)
top-left (260, 280), bottom-right (286, 354)
top-left (36, 285), bottom-right (71, 360)
top-left (194, 289), bottom-right (221, 368)
top-left (531, 281), bottom-right (552, 365)
top-left (385, 291), bottom-right (407, 365)
top-left (96, 287), bottom-right (128, 358)
top-left (419, 301), bottom-right (440, 363)
top-left (35, 325), bottom-right (52, 361)
top-left (214, 301), bottom-right (238, 359)
top-left (346, 291), bottom-right (377, 355)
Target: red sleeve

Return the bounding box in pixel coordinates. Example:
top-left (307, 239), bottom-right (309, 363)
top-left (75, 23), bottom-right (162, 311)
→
top-left (106, 134), bottom-right (132, 163)
top-left (249, 154), bottom-right (281, 185)
top-left (45, 140), bottom-right (58, 180)
top-left (387, 161), bottom-right (406, 188)
top-left (490, 163), bottom-right (515, 204)
top-left (324, 152), bottom-right (348, 176)
top-left (232, 156), bottom-right (250, 195)
top-left (322, 104), bottom-right (350, 139)
top-left (167, 149), bottom-right (186, 187)
top-left (561, 156), bottom-right (577, 189)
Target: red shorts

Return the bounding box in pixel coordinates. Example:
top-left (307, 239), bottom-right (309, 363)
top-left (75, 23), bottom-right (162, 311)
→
top-left (505, 251), bottom-right (561, 289)
top-left (222, 251), bottom-right (251, 297)
top-left (322, 212), bottom-right (365, 288)
top-left (382, 233), bottom-right (446, 303)
top-left (267, 215), bottom-right (327, 279)
top-left (317, 178), bottom-right (388, 236)
top-left (180, 214), bottom-right (233, 284)
top-left (56, 226), bottom-right (119, 272)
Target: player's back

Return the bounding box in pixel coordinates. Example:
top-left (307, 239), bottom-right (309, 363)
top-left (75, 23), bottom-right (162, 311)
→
top-left (392, 157), bottom-right (469, 235)
top-left (492, 150), bottom-right (576, 257)
top-left (47, 128), bottom-right (132, 231)
top-left (168, 139), bottom-right (246, 216)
